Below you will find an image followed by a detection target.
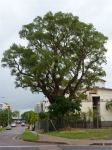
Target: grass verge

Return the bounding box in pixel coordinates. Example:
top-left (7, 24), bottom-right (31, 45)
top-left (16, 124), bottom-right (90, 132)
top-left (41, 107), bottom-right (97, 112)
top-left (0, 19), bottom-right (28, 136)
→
top-left (0, 128), bottom-right (5, 132)
top-left (21, 129), bottom-right (38, 142)
top-left (48, 128), bottom-right (112, 139)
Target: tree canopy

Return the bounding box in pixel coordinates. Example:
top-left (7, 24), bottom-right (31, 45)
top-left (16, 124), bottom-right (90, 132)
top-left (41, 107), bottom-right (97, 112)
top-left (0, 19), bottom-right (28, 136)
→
top-left (12, 110), bottom-right (20, 118)
top-left (2, 12), bottom-right (107, 104)
top-left (49, 96), bottom-right (81, 119)
top-left (0, 110), bottom-right (12, 127)
top-left (38, 112), bottom-right (48, 120)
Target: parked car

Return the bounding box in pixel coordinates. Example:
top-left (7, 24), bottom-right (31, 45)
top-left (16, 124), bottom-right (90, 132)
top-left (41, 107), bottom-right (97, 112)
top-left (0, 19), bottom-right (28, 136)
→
top-left (16, 120), bottom-right (21, 124)
top-left (21, 122), bottom-right (25, 126)
top-left (11, 122), bottom-right (16, 127)
top-left (6, 125), bottom-right (11, 130)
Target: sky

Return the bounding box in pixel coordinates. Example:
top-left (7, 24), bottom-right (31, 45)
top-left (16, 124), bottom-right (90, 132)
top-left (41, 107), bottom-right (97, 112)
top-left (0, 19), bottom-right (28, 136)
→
top-left (0, 0), bottom-right (112, 112)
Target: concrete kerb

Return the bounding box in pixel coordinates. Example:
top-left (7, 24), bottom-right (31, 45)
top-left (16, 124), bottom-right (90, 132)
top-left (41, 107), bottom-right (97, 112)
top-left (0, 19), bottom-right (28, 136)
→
top-left (12, 135), bottom-right (21, 141)
top-left (13, 133), bottom-right (112, 146)
top-left (13, 133), bottom-right (68, 145)
top-left (37, 134), bottom-right (112, 146)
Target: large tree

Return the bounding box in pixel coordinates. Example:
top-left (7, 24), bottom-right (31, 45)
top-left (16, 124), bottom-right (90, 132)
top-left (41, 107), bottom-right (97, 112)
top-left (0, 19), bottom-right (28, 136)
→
top-left (2, 12), bottom-right (107, 104)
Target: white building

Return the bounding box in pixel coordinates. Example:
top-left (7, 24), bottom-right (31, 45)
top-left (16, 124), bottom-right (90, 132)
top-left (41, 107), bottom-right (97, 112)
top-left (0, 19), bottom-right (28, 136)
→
top-left (34, 98), bottom-right (50, 113)
top-left (81, 79), bottom-right (112, 127)
top-left (0, 102), bottom-right (11, 111)
top-left (35, 79), bottom-right (112, 127)
top-left (42, 98), bottom-right (50, 112)
top-left (34, 103), bottom-right (43, 113)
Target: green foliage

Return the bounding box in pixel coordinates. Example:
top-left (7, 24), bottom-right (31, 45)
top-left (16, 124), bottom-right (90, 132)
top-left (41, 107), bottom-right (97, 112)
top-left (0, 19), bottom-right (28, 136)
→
top-left (48, 128), bottom-right (112, 139)
top-left (49, 96), bottom-right (81, 118)
top-left (21, 111), bottom-right (37, 125)
top-left (12, 110), bottom-right (20, 118)
top-left (21, 129), bottom-right (38, 141)
top-left (106, 100), bottom-right (112, 111)
top-left (0, 110), bottom-right (12, 127)
top-left (1, 11), bottom-right (107, 105)
top-left (38, 112), bottom-right (48, 120)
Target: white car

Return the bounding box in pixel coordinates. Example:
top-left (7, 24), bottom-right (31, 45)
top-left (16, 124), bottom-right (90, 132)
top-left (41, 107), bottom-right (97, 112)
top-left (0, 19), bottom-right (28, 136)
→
top-left (21, 122), bottom-right (25, 126)
top-left (11, 123), bottom-right (16, 127)
top-left (6, 125), bottom-right (11, 130)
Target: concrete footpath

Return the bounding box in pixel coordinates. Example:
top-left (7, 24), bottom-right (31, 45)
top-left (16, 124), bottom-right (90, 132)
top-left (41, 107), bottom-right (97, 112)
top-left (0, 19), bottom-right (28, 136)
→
top-left (38, 134), bottom-right (112, 145)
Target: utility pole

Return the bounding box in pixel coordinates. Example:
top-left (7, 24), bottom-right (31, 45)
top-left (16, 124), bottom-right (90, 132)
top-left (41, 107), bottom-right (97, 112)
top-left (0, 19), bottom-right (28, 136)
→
top-left (7, 106), bottom-right (10, 126)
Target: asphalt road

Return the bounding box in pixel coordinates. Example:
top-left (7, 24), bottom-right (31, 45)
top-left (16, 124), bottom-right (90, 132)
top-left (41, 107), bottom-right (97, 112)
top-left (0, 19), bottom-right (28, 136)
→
top-left (0, 146), bottom-right (112, 150)
top-left (0, 125), bottom-right (39, 146)
top-left (0, 126), bottom-right (112, 149)
top-left (60, 146), bottom-right (112, 150)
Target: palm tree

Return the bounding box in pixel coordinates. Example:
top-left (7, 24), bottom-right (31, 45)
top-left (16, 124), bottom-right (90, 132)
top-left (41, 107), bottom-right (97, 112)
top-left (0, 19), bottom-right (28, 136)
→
top-left (106, 100), bottom-right (112, 111)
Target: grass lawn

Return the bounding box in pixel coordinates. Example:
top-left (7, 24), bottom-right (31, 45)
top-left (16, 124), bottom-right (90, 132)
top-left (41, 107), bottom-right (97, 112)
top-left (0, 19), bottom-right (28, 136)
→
top-left (48, 128), bottom-right (112, 139)
top-left (21, 129), bottom-right (38, 142)
top-left (0, 128), bottom-right (4, 132)
top-left (0, 128), bottom-right (2, 131)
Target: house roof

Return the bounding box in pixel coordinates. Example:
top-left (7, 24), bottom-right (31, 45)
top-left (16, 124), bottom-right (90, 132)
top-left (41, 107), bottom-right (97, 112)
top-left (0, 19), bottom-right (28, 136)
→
top-left (98, 79), bottom-right (106, 82)
top-left (83, 86), bottom-right (112, 94)
top-left (95, 86), bottom-right (112, 91)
